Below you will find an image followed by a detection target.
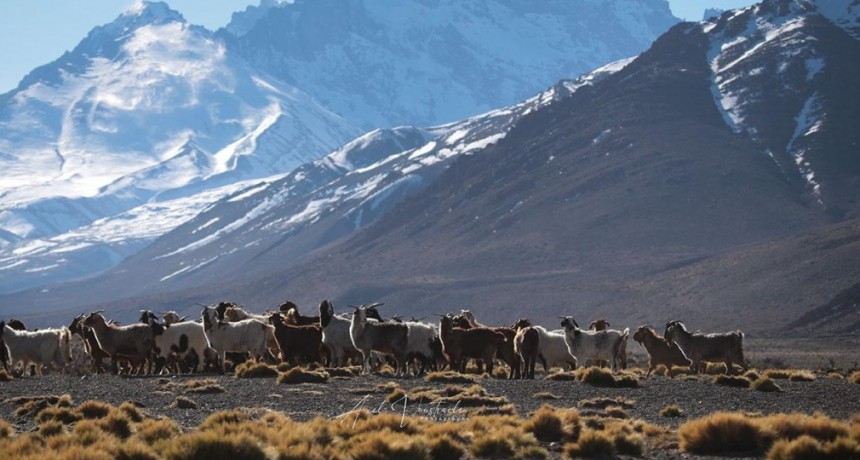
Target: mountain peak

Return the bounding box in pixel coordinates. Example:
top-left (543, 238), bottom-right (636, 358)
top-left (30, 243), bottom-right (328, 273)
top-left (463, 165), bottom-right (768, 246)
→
top-left (122, 1), bottom-right (185, 25)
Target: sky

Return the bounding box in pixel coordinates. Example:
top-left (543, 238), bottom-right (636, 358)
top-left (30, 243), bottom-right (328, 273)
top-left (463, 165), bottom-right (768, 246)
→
top-left (0, 0), bottom-right (758, 94)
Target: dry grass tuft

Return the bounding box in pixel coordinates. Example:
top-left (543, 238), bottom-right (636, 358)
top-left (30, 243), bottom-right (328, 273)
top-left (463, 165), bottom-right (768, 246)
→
top-left (234, 361), bottom-right (279, 379)
top-left (345, 431), bottom-right (429, 460)
top-left (678, 412), bottom-right (763, 454)
top-left (826, 372), bottom-right (844, 380)
top-left (171, 396), bottom-right (198, 410)
top-left (36, 406), bottom-right (82, 425)
top-left (424, 371), bottom-right (476, 384)
top-left (163, 431), bottom-right (267, 460)
top-left (99, 411), bottom-right (132, 438)
top-left (533, 392), bottom-right (560, 400)
top-left (713, 374), bottom-right (751, 388)
top-left (182, 378), bottom-right (226, 394)
top-left (752, 377), bottom-right (783, 392)
top-left (523, 405), bottom-right (566, 442)
top-left (788, 371), bottom-right (816, 382)
top-left (768, 434), bottom-right (860, 459)
top-left (0, 369), bottom-right (12, 382)
top-left (660, 404), bottom-right (684, 418)
top-left (117, 401), bottom-right (145, 422)
top-left (136, 418), bottom-right (181, 444)
top-left (544, 371), bottom-right (577, 381)
top-left (427, 436), bottom-right (467, 460)
top-left (849, 371), bottom-right (860, 384)
top-left (744, 370), bottom-right (761, 381)
top-left (77, 400), bottom-right (112, 419)
top-left (325, 366), bottom-right (360, 378)
top-left (580, 367), bottom-right (618, 387)
top-left (564, 429), bottom-right (615, 458)
top-left (579, 396), bottom-right (635, 410)
top-left (0, 418), bottom-right (14, 438)
top-left (277, 368), bottom-right (329, 384)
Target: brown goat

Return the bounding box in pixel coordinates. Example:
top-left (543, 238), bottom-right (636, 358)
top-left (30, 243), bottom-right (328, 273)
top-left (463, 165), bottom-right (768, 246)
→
top-left (633, 326), bottom-right (692, 377)
top-left (82, 313), bottom-right (154, 375)
top-left (268, 314), bottom-right (323, 366)
top-left (439, 315), bottom-right (505, 375)
top-left (453, 311), bottom-right (520, 379)
top-left (513, 319), bottom-right (539, 379)
top-left (69, 315), bottom-right (109, 374)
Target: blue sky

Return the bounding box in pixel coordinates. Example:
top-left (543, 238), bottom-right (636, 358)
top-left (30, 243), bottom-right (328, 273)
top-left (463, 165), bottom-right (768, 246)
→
top-left (0, 0), bottom-right (757, 94)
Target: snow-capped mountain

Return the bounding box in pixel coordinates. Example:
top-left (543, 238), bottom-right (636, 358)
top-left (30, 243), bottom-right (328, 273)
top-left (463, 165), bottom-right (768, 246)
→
top-left (0, 2), bottom-right (359, 291)
top-left (220, 0), bottom-right (679, 129)
top-left (704, 0), bottom-right (860, 216)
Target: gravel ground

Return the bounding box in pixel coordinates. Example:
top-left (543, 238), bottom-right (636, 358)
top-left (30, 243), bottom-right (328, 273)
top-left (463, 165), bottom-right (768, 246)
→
top-left (2, 371), bottom-right (859, 459)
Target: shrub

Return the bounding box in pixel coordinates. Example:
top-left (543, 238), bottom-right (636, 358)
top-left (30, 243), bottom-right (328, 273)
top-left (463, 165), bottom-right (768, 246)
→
top-left (714, 375), bottom-right (751, 388)
top-left (678, 412), bottom-right (764, 454)
top-left (234, 362), bottom-right (278, 379)
top-left (424, 371), bottom-right (476, 384)
top-left (788, 371), bottom-right (816, 382)
top-left (78, 400), bottom-right (113, 419)
top-left (660, 404), bottom-right (684, 418)
top-left (427, 436), bottom-right (467, 460)
top-left (164, 431), bottom-right (267, 460)
top-left (564, 430), bottom-right (615, 458)
top-left (523, 405), bottom-right (566, 442)
top-left (171, 396), bottom-right (198, 410)
top-left (36, 407), bottom-right (81, 425)
top-left (580, 367), bottom-right (617, 387)
top-left (752, 377), bottom-right (782, 392)
top-left (471, 432), bottom-right (515, 458)
top-left (118, 401), bottom-right (145, 422)
top-left (136, 418), bottom-right (180, 444)
top-left (277, 368), bottom-right (329, 384)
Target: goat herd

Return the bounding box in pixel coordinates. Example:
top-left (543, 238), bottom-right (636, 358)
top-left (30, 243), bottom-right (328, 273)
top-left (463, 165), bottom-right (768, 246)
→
top-left (0, 300), bottom-right (749, 380)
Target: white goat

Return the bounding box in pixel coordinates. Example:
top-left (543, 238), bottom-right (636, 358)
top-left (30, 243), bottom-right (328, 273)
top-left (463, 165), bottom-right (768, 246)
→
top-left (319, 300), bottom-right (359, 367)
top-left (150, 320), bottom-right (216, 374)
top-left (222, 305), bottom-right (280, 359)
top-left (201, 306), bottom-right (269, 373)
top-left (532, 326), bottom-right (578, 371)
top-left (560, 317), bottom-right (628, 373)
top-left (1, 322), bottom-right (72, 376)
top-left (404, 321), bottom-right (438, 376)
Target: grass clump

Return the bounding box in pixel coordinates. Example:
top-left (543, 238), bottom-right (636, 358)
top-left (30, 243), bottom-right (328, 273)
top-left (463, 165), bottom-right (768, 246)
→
top-left (660, 404), bottom-right (684, 418)
top-left (0, 369), bottom-right (12, 382)
top-left (768, 435), bottom-right (860, 459)
top-left (36, 406), bottom-right (81, 425)
top-left (277, 368), bottom-right (329, 384)
top-left (678, 412), bottom-right (763, 454)
top-left (77, 400), bottom-right (112, 419)
top-left (564, 430), bottom-right (615, 458)
top-left (171, 396), bottom-right (198, 410)
top-left (533, 392), bottom-right (560, 400)
top-left (346, 431), bottom-right (429, 460)
top-left (135, 418), bottom-right (180, 444)
top-left (163, 431), bottom-right (267, 460)
top-left (752, 377), bottom-right (783, 392)
top-left (470, 432), bottom-right (515, 458)
top-left (427, 436), bottom-right (467, 460)
top-left (580, 367), bottom-right (617, 387)
top-left (788, 371), bottom-right (816, 382)
top-left (0, 419), bottom-right (14, 438)
top-left (117, 401), bottom-right (145, 422)
top-left (183, 378), bottom-right (226, 394)
top-left (713, 374), bottom-right (751, 388)
top-left (544, 371), bottom-right (577, 381)
top-left (849, 371), bottom-right (860, 384)
top-left (424, 371), bottom-right (476, 384)
top-left (579, 396), bottom-right (635, 410)
top-left (235, 361), bottom-right (279, 379)
top-left (99, 411), bottom-right (132, 438)
top-left (523, 405), bottom-right (566, 442)
top-left (744, 370), bottom-right (761, 381)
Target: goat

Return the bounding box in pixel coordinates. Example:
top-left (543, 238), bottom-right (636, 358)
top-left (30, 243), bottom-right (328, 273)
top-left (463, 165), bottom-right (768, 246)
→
top-left (532, 326), bottom-right (578, 371)
top-left (403, 320), bottom-right (439, 376)
top-left (221, 305), bottom-right (281, 362)
top-left (350, 305), bottom-right (409, 376)
top-left (438, 314), bottom-right (505, 375)
top-left (281, 302), bottom-right (320, 326)
top-left (586, 319), bottom-right (611, 368)
top-left (560, 317), bottom-right (628, 373)
top-left (1, 319), bottom-right (26, 373)
top-left (268, 313), bottom-right (323, 366)
top-left (633, 326), bottom-right (691, 377)
top-left (513, 319), bottom-right (539, 379)
top-left (201, 306), bottom-right (269, 373)
top-left (319, 300), bottom-right (361, 367)
top-left (83, 313), bottom-right (154, 375)
top-left (147, 318), bottom-right (216, 375)
top-left (664, 321), bottom-right (748, 375)
top-left (69, 315), bottom-right (109, 374)
top-left (0, 321), bottom-right (72, 376)
top-left (453, 310), bottom-right (520, 379)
